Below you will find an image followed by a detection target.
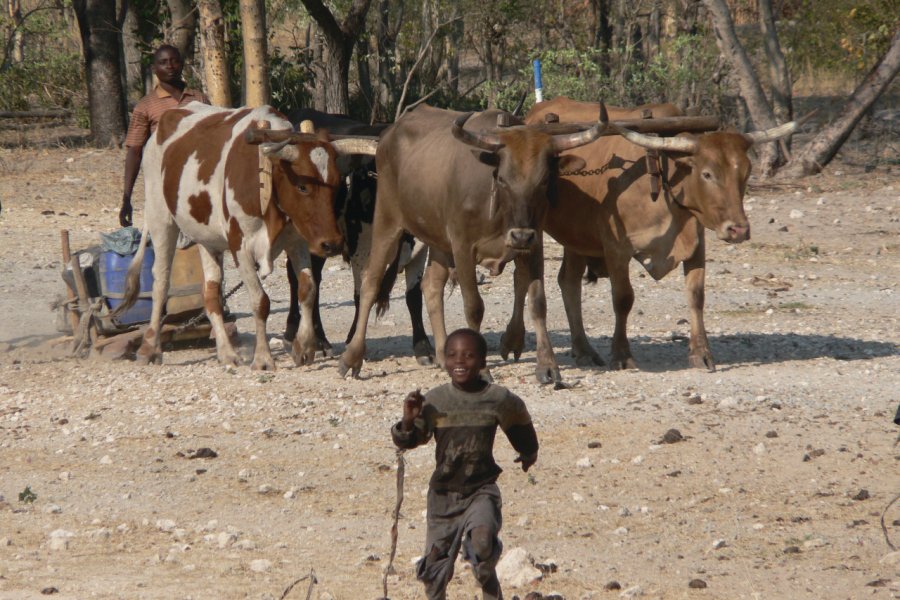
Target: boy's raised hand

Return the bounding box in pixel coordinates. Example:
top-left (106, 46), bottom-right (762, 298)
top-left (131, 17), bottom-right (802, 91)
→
top-left (401, 389), bottom-right (425, 430)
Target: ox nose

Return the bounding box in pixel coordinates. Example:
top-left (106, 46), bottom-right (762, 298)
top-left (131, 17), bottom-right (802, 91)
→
top-left (506, 228), bottom-right (536, 250)
top-left (319, 240), bottom-right (343, 257)
top-left (721, 222), bottom-right (750, 243)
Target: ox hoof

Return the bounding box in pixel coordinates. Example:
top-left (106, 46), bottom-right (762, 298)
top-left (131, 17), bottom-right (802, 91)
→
top-left (416, 355), bottom-right (434, 366)
top-left (535, 365), bottom-right (561, 385)
top-left (251, 357), bottom-right (277, 371)
top-left (217, 352), bottom-right (242, 367)
top-left (689, 353), bottom-right (716, 372)
top-left (338, 358), bottom-right (361, 379)
top-left (413, 340), bottom-right (435, 366)
top-left (317, 341), bottom-right (334, 359)
top-left (500, 332), bottom-right (525, 362)
top-left (574, 351), bottom-right (605, 368)
top-left (135, 352), bottom-right (162, 366)
top-left (610, 357), bottom-right (638, 370)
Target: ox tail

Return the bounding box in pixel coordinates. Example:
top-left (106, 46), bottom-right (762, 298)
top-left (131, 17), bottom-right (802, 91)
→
top-left (375, 252), bottom-right (401, 319)
top-left (109, 224), bottom-right (151, 319)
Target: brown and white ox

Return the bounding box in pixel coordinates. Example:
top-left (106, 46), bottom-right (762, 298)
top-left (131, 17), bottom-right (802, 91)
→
top-left (114, 103), bottom-right (373, 370)
top-left (515, 97), bottom-right (796, 371)
top-left (338, 104), bottom-right (604, 383)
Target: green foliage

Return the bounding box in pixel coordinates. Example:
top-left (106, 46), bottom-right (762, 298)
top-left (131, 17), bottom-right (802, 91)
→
top-left (18, 485), bottom-right (37, 504)
top-left (0, 52), bottom-right (86, 111)
top-left (269, 49), bottom-right (311, 116)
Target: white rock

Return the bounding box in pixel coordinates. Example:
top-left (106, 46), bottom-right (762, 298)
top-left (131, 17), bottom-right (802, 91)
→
top-left (789, 209), bottom-right (804, 219)
top-left (235, 539), bottom-right (257, 551)
top-left (283, 488), bottom-right (297, 500)
top-left (59, 471), bottom-right (71, 481)
top-left (156, 519), bottom-right (177, 532)
top-left (613, 527), bottom-right (629, 536)
top-left (620, 585), bottom-right (643, 597)
top-left (89, 528), bottom-right (111, 541)
top-left (496, 547), bottom-right (542, 588)
top-left (753, 442), bottom-right (766, 455)
top-left (631, 455), bottom-right (643, 465)
top-left (0, 537), bottom-right (10, 546)
top-left (250, 559), bottom-right (272, 573)
top-left (572, 493), bottom-right (584, 502)
top-left (44, 504), bottom-right (62, 514)
top-left (218, 532), bottom-right (238, 549)
top-left (576, 457), bottom-right (592, 468)
top-left (803, 537), bottom-right (828, 548)
top-left (257, 484), bottom-right (273, 494)
top-left (752, 523), bottom-right (765, 530)
top-left (99, 455), bottom-right (112, 464)
top-left (717, 397), bottom-right (739, 409)
top-left (712, 539), bottom-right (727, 549)
top-left (516, 516), bottom-right (530, 527)
top-left (49, 529), bottom-right (73, 551)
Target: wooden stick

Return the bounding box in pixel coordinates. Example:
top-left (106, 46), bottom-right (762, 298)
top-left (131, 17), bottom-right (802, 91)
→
top-left (59, 230), bottom-right (81, 334)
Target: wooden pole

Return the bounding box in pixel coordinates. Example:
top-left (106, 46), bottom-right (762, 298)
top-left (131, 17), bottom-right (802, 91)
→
top-left (59, 230), bottom-right (81, 334)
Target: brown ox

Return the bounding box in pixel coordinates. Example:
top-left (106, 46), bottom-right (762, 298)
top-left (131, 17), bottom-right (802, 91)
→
top-left (517, 97), bottom-right (795, 371)
top-left (115, 103), bottom-right (373, 369)
top-left (338, 104), bottom-right (603, 383)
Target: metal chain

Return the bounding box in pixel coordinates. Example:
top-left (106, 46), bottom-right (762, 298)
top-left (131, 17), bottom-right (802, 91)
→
top-left (173, 280), bottom-right (244, 334)
top-left (559, 166), bottom-right (608, 177)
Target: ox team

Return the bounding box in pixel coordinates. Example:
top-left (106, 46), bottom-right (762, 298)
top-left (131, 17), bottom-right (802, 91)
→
top-left (114, 44), bottom-right (796, 599)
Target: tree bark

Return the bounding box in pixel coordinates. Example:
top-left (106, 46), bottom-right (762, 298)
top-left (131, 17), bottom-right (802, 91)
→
top-left (783, 27), bottom-right (900, 178)
top-left (165, 0), bottom-right (197, 66)
top-left (119, 1), bottom-right (145, 104)
top-left (7, 0), bottom-right (24, 64)
top-left (300, 0), bottom-right (374, 115)
top-left (198, 0), bottom-right (232, 107)
top-left (240, 0), bottom-right (269, 107)
top-left (758, 0), bottom-right (792, 133)
top-left (702, 0), bottom-right (781, 176)
top-left (73, 0), bottom-right (127, 146)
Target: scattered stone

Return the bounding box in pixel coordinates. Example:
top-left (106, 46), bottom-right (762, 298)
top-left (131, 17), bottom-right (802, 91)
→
top-left (535, 560), bottom-right (558, 574)
top-left (717, 397), bottom-right (738, 409)
top-left (99, 455), bottom-right (112, 465)
top-left (865, 579), bottom-right (889, 587)
top-left (587, 441), bottom-right (602, 449)
top-left (688, 579), bottom-right (707, 589)
top-left (803, 538), bottom-right (828, 549)
top-left (40, 588), bottom-right (59, 595)
top-left (249, 559), bottom-right (272, 573)
top-left (156, 519), bottom-right (176, 532)
top-left (572, 493), bottom-right (584, 502)
top-left (666, 470), bottom-right (681, 477)
top-left (234, 539), bottom-right (257, 551)
top-left (802, 448), bottom-right (825, 461)
top-left (789, 209), bottom-right (804, 219)
top-left (604, 581), bottom-right (621, 590)
top-left (658, 429), bottom-right (683, 444)
top-left (613, 527), bottom-right (628, 536)
top-left (879, 551), bottom-right (900, 566)
top-left (88, 528), bottom-right (111, 541)
top-left (576, 457), bottom-right (592, 468)
top-left (686, 394), bottom-right (703, 405)
top-left (618, 507), bottom-right (631, 517)
top-left (180, 447), bottom-right (218, 459)
top-left (765, 431), bottom-right (778, 438)
top-left (217, 532), bottom-right (237, 549)
top-left (48, 529), bottom-right (73, 551)
top-left (58, 471), bottom-right (71, 481)
top-left (496, 547), bottom-right (542, 588)
top-left (753, 442), bottom-right (766, 455)
top-left (619, 585), bottom-right (642, 597)
top-left (44, 504), bottom-right (62, 514)
top-left (0, 537), bottom-right (10, 546)
top-left (783, 546), bottom-right (801, 554)
top-left (852, 489), bottom-right (870, 501)
top-left (712, 539), bottom-right (727, 549)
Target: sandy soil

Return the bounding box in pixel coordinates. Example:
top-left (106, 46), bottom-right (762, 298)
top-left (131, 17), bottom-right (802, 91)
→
top-left (0, 128), bottom-right (898, 600)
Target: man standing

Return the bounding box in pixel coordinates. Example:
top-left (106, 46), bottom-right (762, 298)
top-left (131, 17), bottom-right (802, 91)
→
top-left (119, 44), bottom-right (210, 227)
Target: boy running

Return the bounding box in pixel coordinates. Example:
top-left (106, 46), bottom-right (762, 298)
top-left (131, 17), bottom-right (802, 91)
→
top-left (392, 328), bottom-right (539, 600)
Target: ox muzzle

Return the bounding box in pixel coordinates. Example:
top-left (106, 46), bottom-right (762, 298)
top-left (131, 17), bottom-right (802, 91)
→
top-left (718, 221), bottom-right (750, 243)
top-left (505, 227), bottom-right (537, 251)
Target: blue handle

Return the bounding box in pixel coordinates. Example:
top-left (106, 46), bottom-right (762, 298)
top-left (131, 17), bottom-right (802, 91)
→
top-left (533, 59), bottom-right (543, 89)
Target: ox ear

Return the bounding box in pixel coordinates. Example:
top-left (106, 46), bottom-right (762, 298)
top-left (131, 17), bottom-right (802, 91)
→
top-left (471, 149), bottom-right (501, 167)
top-left (557, 155), bottom-right (586, 174)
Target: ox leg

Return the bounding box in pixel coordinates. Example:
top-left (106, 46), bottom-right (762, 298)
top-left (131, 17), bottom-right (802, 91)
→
top-left (137, 225), bottom-right (178, 365)
top-left (198, 246), bottom-right (241, 367)
top-left (450, 247), bottom-right (496, 382)
top-left (559, 251), bottom-right (605, 367)
top-left (608, 256), bottom-right (638, 370)
top-left (421, 254), bottom-right (451, 369)
top-left (283, 244), bottom-right (319, 366)
top-left (500, 257), bottom-right (528, 363)
top-left (233, 249), bottom-right (276, 371)
top-left (285, 256), bottom-right (332, 356)
top-left (521, 244), bottom-right (561, 385)
top-left (339, 227), bottom-right (404, 378)
top-left (403, 240), bottom-right (434, 365)
top-left (684, 246), bottom-right (715, 372)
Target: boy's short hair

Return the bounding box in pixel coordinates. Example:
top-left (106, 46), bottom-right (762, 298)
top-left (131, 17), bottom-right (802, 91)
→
top-left (445, 328), bottom-right (487, 359)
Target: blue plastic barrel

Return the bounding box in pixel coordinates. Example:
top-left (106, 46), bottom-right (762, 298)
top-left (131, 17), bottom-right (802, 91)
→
top-left (100, 248), bottom-right (155, 325)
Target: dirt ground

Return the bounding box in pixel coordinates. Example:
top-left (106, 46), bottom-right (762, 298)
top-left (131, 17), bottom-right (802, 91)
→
top-left (0, 125), bottom-right (898, 600)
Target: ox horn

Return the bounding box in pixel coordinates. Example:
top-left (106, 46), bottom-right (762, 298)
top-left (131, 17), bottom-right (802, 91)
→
top-left (452, 112), bottom-right (504, 152)
top-left (261, 139), bottom-right (300, 162)
top-left (599, 102), bottom-right (699, 154)
top-left (511, 90), bottom-right (528, 116)
top-left (331, 138), bottom-right (378, 156)
top-left (743, 120), bottom-right (797, 144)
top-left (550, 120), bottom-right (604, 152)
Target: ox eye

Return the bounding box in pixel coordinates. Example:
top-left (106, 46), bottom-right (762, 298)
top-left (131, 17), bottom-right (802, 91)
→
top-left (701, 170), bottom-right (714, 182)
top-left (297, 183), bottom-right (310, 194)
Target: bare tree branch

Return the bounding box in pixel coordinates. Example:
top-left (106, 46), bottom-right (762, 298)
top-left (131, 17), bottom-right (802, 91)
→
top-left (395, 16), bottom-right (461, 121)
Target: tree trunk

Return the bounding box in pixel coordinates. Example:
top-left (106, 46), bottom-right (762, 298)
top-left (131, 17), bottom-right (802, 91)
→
top-left (702, 0), bottom-right (781, 176)
top-left (120, 1), bottom-right (144, 104)
top-left (300, 0), bottom-right (374, 115)
top-left (7, 0), bottom-right (24, 64)
top-left (166, 0), bottom-right (197, 67)
top-left (444, 8), bottom-right (462, 94)
top-left (591, 0), bottom-right (612, 76)
top-left (758, 0), bottom-right (792, 136)
top-left (783, 28), bottom-right (900, 178)
top-left (73, 0), bottom-right (127, 146)
top-left (198, 0), bottom-right (232, 107)
top-left (240, 0), bottom-right (269, 107)
top-left (374, 0), bottom-right (400, 120)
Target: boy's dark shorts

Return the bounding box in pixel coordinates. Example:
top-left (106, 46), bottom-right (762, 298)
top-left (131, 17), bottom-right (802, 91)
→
top-left (416, 483), bottom-right (503, 586)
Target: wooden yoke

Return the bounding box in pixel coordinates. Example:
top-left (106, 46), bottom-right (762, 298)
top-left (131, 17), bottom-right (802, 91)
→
top-left (256, 120), bottom-right (273, 215)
